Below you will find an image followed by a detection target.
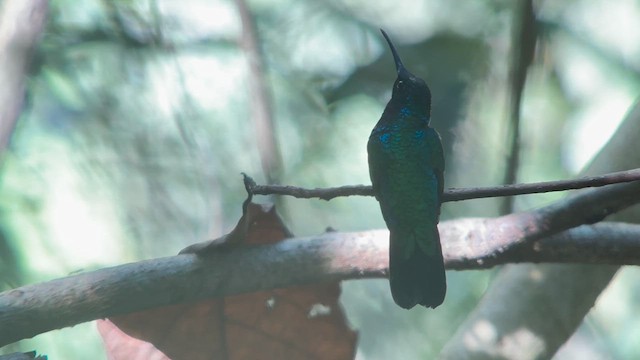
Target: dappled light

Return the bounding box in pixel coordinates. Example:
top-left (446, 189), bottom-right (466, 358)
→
top-left (1, 0), bottom-right (640, 359)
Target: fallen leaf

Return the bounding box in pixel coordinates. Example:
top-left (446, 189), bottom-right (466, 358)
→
top-left (101, 187), bottom-right (357, 360)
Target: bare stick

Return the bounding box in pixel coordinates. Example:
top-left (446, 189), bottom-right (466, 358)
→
top-left (246, 168), bottom-right (640, 201)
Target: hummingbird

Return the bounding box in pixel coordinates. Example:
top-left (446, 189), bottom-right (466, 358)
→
top-left (367, 29), bottom-right (446, 309)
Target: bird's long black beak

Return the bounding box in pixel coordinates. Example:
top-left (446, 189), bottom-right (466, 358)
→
top-left (380, 29), bottom-right (406, 75)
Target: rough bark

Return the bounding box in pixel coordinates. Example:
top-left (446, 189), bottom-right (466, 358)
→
top-left (2, 217), bottom-right (640, 346)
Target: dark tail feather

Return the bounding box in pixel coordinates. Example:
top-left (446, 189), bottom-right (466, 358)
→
top-left (389, 228), bottom-right (446, 309)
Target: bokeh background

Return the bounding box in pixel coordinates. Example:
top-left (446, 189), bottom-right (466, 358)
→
top-left (1, 0), bottom-right (640, 358)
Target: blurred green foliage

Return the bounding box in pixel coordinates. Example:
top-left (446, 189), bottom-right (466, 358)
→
top-left (1, 0), bottom-right (640, 358)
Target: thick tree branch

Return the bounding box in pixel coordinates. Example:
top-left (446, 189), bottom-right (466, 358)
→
top-left (452, 178), bottom-right (640, 263)
top-left (246, 168), bottom-right (640, 201)
top-left (1, 222), bottom-right (640, 348)
top-left (1, 180), bottom-right (640, 347)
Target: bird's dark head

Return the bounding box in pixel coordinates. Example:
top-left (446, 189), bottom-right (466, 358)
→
top-left (380, 29), bottom-right (431, 116)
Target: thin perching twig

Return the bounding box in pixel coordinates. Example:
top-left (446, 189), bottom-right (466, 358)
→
top-left (245, 168), bottom-right (640, 202)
